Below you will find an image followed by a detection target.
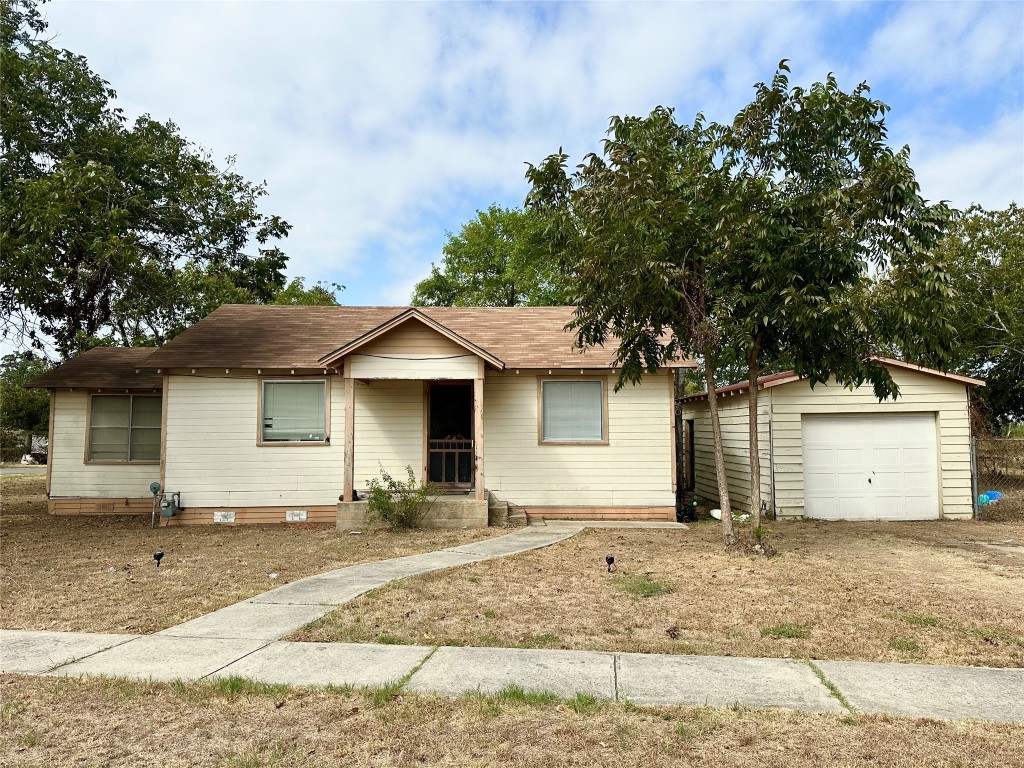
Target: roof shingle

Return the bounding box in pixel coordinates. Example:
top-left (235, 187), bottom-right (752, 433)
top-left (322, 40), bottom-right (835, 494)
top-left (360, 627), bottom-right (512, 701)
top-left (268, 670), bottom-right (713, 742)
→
top-left (27, 348), bottom-right (164, 389)
top-left (142, 305), bottom-right (694, 370)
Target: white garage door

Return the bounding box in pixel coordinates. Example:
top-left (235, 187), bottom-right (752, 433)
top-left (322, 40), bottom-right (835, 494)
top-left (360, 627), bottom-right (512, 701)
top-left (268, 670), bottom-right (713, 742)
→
top-left (802, 413), bottom-right (939, 520)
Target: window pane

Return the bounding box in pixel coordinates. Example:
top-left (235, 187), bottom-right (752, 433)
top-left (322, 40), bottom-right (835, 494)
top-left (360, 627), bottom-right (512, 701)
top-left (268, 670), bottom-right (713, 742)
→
top-left (91, 396), bottom-right (130, 428)
top-left (89, 396), bottom-right (130, 459)
top-left (131, 396), bottom-right (162, 428)
top-left (542, 381), bottom-right (603, 442)
top-left (129, 427), bottom-right (161, 461)
top-left (90, 427), bottom-right (129, 460)
top-left (262, 381), bottom-right (326, 441)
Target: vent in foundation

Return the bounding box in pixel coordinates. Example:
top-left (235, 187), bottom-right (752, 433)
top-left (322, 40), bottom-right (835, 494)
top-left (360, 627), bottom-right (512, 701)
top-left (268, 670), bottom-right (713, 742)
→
top-left (213, 510), bottom-right (236, 523)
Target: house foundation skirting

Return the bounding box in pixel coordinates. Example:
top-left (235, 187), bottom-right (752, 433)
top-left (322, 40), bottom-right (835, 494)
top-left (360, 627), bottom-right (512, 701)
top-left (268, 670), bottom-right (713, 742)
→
top-left (162, 505), bottom-right (338, 526)
top-left (48, 497), bottom-right (152, 516)
top-left (524, 506), bottom-right (675, 522)
top-left (337, 498), bottom-right (489, 530)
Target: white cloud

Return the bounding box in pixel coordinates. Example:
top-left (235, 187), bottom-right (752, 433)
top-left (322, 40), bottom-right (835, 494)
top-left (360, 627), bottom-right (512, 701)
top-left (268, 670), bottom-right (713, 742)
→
top-left (865, 2), bottom-right (1023, 91)
top-left (905, 112), bottom-right (1024, 209)
top-left (32, 0), bottom-right (1024, 312)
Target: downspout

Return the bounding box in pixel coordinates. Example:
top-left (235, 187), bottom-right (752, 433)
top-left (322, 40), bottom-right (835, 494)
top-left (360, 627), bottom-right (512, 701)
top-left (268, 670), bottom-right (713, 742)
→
top-left (968, 384), bottom-right (978, 520)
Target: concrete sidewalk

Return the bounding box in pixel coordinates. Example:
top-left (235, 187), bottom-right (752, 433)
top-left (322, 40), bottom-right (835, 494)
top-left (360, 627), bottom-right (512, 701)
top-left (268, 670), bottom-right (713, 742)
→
top-left (2, 630), bottom-right (1022, 723)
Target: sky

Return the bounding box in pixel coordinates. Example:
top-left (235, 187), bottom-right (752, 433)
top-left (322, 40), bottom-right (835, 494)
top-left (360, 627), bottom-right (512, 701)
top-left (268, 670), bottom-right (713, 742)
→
top-left (38, 0), bottom-right (1024, 308)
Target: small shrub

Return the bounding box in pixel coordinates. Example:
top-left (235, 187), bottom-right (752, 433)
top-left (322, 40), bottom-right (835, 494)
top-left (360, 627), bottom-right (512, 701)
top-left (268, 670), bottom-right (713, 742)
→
top-left (761, 623), bottom-right (810, 639)
top-left (366, 464), bottom-right (438, 529)
top-left (616, 574), bottom-right (674, 598)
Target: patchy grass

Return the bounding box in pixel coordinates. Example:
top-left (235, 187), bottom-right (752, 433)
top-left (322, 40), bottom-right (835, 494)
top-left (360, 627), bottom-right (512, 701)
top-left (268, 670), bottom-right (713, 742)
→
top-left (0, 475), bottom-right (502, 633)
top-left (292, 520), bottom-right (1024, 667)
top-left (615, 573), bottom-right (674, 598)
top-left (761, 623), bottom-right (810, 640)
top-left (1, 673), bottom-right (1023, 767)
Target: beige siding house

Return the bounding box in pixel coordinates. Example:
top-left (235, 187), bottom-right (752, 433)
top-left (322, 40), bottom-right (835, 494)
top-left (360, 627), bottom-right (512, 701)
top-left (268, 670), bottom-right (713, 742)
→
top-left (31, 306), bottom-right (687, 525)
top-left (677, 360), bottom-right (984, 521)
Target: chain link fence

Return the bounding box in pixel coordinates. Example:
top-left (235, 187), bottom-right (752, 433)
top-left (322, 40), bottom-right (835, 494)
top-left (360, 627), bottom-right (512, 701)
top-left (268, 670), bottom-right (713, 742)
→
top-left (974, 437), bottom-right (1024, 521)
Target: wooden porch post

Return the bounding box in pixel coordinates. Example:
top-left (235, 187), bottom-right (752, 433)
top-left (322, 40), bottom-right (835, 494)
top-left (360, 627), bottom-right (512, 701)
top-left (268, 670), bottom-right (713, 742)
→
top-left (474, 360), bottom-right (485, 501)
top-left (343, 365), bottom-right (355, 502)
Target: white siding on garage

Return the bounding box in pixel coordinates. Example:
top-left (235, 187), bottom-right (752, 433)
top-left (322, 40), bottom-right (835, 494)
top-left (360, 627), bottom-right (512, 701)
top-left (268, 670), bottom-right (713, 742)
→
top-left (802, 413), bottom-right (939, 520)
top-left (483, 371), bottom-right (675, 507)
top-left (678, 393), bottom-right (772, 514)
top-left (163, 375), bottom-right (345, 507)
top-left (679, 364), bottom-right (974, 521)
top-left (49, 391), bottom-right (159, 498)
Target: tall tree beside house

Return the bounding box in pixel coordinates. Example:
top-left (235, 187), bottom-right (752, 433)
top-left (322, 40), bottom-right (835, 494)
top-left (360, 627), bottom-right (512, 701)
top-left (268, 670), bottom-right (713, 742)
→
top-left (930, 204), bottom-right (1023, 432)
top-left (716, 63), bottom-right (954, 528)
top-left (0, 353), bottom-right (50, 461)
top-left (0, 0), bottom-right (292, 358)
top-left (411, 205), bottom-right (570, 307)
top-left (526, 109), bottom-right (739, 547)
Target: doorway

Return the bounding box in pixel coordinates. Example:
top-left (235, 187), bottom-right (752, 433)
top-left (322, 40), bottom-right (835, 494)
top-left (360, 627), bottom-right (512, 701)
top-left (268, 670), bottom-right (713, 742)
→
top-left (427, 383), bottom-right (474, 487)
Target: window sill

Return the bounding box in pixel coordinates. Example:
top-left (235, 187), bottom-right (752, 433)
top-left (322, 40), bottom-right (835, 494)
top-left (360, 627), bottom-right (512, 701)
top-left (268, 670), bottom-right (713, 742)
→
top-left (85, 460), bottom-right (161, 465)
top-left (538, 440), bottom-right (609, 446)
top-left (257, 440), bottom-right (332, 447)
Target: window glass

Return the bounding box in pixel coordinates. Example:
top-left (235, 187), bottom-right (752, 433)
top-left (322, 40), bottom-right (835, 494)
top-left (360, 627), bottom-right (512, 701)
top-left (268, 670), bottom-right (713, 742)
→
top-left (262, 381), bottom-right (327, 442)
top-left (541, 380), bottom-right (603, 442)
top-left (89, 395), bottom-right (161, 461)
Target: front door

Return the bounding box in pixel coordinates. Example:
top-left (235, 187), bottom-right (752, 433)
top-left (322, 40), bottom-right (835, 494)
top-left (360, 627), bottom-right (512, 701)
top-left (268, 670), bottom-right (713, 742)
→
top-left (427, 383), bottom-right (474, 487)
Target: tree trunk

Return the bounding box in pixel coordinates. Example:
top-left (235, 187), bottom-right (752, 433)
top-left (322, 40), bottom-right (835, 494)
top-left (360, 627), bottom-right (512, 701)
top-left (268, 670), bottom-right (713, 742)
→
top-left (747, 340), bottom-right (762, 530)
top-left (703, 344), bottom-right (736, 548)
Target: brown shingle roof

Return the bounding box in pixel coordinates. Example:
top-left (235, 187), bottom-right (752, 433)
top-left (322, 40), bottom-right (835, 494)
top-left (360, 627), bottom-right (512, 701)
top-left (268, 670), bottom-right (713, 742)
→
top-left (27, 348), bottom-right (164, 389)
top-left (143, 305), bottom-right (695, 370)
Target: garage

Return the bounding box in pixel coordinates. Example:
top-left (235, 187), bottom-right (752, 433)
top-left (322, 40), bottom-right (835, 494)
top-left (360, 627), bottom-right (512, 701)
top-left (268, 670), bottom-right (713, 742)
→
top-left (802, 413), bottom-right (939, 520)
top-left (677, 358), bottom-right (983, 521)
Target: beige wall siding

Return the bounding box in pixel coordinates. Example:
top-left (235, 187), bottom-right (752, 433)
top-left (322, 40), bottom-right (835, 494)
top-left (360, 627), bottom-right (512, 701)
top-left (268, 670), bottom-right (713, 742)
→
top-left (483, 371), bottom-right (675, 507)
top-left (163, 375), bottom-right (345, 507)
top-left (678, 394), bottom-right (771, 514)
top-left (347, 322), bottom-right (479, 379)
top-left (769, 368), bottom-right (972, 519)
top-left (680, 365), bottom-right (974, 520)
top-left (49, 391), bottom-right (159, 499)
top-left (352, 379), bottom-right (425, 488)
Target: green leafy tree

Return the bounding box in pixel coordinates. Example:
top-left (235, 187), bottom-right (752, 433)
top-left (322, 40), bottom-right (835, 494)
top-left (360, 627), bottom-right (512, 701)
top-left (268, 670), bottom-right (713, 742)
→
top-left (1, 0), bottom-right (291, 358)
top-left (0, 353), bottom-right (50, 459)
top-left (935, 204), bottom-right (1023, 430)
top-left (272, 277), bottom-right (345, 306)
top-left (717, 63), bottom-right (954, 526)
top-left (526, 109), bottom-right (739, 546)
top-left (411, 205), bottom-right (569, 307)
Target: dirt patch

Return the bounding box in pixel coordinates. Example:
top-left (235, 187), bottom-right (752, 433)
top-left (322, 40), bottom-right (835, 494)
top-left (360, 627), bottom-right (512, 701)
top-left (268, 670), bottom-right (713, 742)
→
top-left (2, 674), bottom-right (1022, 767)
top-left (0, 475), bottom-right (502, 633)
top-left (294, 519), bottom-right (1024, 667)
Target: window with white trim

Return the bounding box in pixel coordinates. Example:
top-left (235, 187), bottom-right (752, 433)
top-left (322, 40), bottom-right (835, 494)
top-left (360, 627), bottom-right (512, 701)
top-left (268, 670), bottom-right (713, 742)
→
top-left (261, 380), bottom-right (327, 442)
top-left (540, 380), bottom-right (605, 443)
top-left (88, 394), bottom-right (162, 461)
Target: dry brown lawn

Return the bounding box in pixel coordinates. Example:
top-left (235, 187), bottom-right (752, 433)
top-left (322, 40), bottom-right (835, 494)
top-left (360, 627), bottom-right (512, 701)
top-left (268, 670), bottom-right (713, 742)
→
top-left (0, 475), bottom-right (501, 634)
top-left (294, 518), bottom-right (1024, 667)
top-left (2, 674), bottom-right (1023, 768)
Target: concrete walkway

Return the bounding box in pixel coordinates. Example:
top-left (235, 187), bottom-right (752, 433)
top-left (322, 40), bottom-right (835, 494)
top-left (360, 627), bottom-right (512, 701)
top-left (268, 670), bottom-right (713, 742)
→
top-left (0, 466), bottom-right (47, 475)
top-left (1, 522), bottom-right (1022, 723)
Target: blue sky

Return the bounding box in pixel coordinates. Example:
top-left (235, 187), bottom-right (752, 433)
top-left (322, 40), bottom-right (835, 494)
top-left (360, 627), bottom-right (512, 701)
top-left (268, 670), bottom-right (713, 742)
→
top-left (42, 0), bottom-right (1024, 307)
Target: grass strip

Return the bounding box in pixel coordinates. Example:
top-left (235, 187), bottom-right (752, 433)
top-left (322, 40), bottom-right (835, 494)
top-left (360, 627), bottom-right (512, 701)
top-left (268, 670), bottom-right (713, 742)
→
top-left (805, 659), bottom-right (856, 714)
